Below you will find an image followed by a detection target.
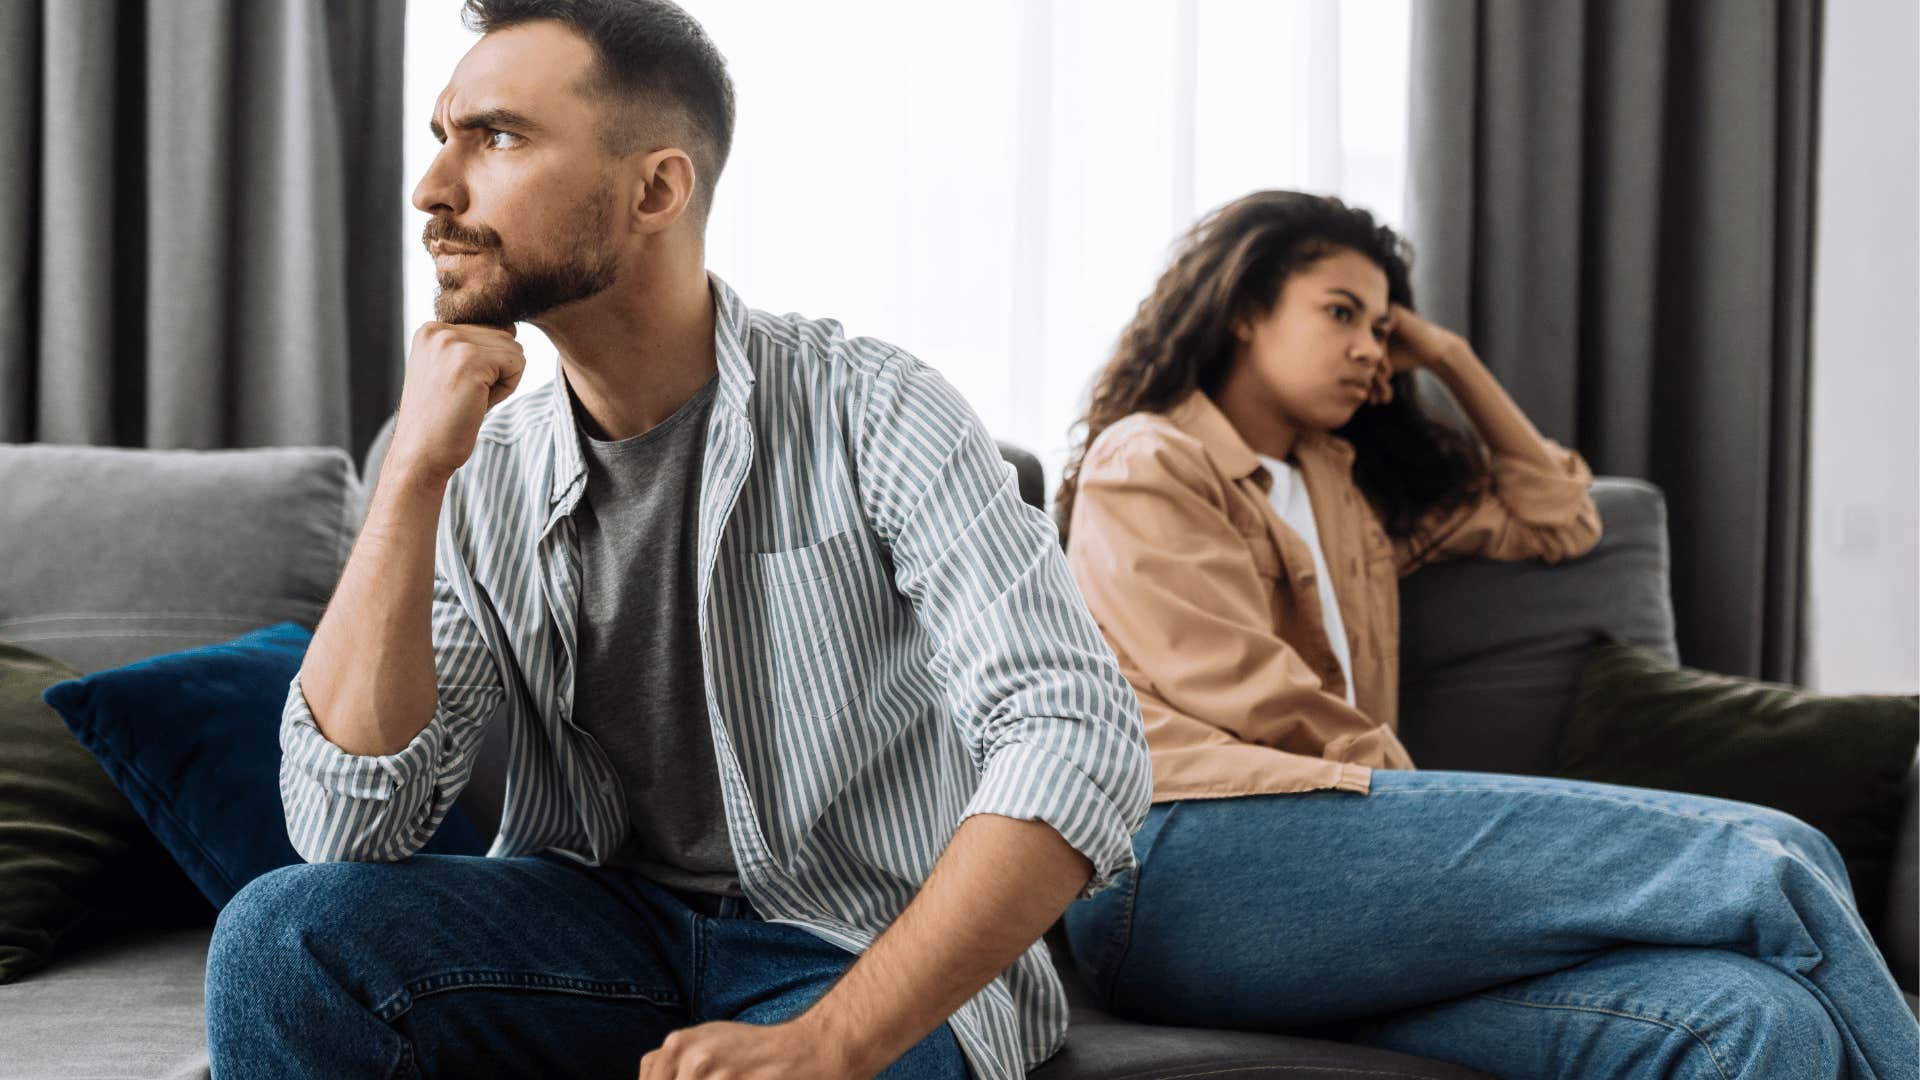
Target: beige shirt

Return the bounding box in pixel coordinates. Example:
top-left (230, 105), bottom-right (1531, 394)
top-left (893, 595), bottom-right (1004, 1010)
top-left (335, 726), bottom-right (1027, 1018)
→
top-left (1065, 390), bottom-right (1603, 802)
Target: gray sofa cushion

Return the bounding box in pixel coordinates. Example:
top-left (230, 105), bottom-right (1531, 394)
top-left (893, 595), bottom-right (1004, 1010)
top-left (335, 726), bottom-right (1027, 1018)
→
top-left (0, 926), bottom-right (212, 1080)
top-left (1396, 478), bottom-right (1678, 776)
top-left (0, 444), bottom-right (355, 674)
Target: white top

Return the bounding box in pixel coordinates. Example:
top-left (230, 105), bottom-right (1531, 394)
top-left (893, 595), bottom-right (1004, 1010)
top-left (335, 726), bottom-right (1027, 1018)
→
top-left (1256, 453), bottom-right (1357, 706)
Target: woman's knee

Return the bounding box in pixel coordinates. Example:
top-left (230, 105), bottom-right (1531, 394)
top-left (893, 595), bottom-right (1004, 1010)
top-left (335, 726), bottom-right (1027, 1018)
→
top-left (1658, 949), bottom-right (1843, 1080)
top-left (1738, 805), bottom-right (1853, 893)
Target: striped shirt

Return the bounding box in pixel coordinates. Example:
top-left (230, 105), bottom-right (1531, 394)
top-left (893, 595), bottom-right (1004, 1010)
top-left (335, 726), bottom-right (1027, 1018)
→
top-left (278, 273), bottom-right (1152, 1079)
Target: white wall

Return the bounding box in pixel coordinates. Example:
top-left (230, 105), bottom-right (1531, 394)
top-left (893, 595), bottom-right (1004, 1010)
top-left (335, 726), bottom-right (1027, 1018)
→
top-left (1805, 0), bottom-right (1920, 692)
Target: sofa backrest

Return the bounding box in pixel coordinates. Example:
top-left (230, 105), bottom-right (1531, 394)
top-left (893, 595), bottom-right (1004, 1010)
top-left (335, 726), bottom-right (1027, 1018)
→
top-left (1396, 477), bottom-right (1679, 777)
top-left (0, 432), bottom-right (1676, 839)
top-left (0, 443), bottom-right (356, 674)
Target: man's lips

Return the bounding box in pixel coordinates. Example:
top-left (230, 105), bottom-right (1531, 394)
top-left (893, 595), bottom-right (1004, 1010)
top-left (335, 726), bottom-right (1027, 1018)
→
top-left (430, 241), bottom-right (484, 256)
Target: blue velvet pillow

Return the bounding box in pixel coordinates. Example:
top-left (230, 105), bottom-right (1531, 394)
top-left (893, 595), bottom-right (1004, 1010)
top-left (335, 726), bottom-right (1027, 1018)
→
top-left (41, 623), bottom-right (486, 908)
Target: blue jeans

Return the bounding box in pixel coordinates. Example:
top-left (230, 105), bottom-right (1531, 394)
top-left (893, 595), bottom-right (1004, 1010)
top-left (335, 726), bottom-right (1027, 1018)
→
top-left (1064, 770), bottom-right (1920, 1079)
top-left (205, 852), bottom-right (966, 1079)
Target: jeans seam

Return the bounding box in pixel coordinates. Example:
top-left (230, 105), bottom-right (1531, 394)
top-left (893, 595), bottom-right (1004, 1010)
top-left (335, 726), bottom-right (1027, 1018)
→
top-left (691, 912), bottom-right (710, 1023)
top-left (1094, 863), bottom-right (1140, 1006)
top-left (1101, 805), bottom-right (1181, 1008)
top-left (1371, 782), bottom-right (1870, 945)
top-left (373, 971), bottom-right (683, 1023)
top-left (1371, 784), bottom-right (1788, 839)
top-left (1474, 992), bottom-right (1734, 1080)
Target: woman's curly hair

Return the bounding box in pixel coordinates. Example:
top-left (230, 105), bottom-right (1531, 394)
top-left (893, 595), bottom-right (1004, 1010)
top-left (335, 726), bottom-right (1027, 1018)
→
top-left (1056, 190), bottom-right (1488, 555)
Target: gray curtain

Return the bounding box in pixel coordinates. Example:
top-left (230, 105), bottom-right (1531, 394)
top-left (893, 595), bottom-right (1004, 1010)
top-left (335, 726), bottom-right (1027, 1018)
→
top-left (0, 0), bottom-right (405, 455)
top-left (1406, 0), bottom-right (1821, 682)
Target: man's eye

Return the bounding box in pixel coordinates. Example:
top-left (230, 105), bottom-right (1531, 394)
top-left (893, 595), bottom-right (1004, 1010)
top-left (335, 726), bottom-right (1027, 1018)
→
top-left (485, 129), bottom-right (521, 150)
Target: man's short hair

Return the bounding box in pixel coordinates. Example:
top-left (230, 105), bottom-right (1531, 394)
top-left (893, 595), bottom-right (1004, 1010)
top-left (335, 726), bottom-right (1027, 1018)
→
top-left (461, 0), bottom-right (736, 221)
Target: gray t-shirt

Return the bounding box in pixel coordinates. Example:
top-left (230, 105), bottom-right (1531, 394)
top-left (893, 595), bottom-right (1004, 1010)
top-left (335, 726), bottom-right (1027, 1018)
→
top-left (568, 374), bottom-right (741, 896)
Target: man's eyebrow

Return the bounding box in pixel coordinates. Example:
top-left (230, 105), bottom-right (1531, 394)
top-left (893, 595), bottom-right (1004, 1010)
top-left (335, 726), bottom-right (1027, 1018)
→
top-left (430, 107), bottom-right (546, 142)
top-left (1328, 287), bottom-right (1392, 323)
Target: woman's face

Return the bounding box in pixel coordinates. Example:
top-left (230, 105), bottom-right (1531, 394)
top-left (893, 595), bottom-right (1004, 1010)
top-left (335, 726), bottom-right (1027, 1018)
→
top-left (1231, 247), bottom-right (1392, 432)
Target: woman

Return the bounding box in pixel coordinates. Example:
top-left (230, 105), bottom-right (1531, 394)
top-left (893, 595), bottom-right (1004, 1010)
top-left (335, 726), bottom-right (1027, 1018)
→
top-left (1058, 191), bottom-right (1916, 1078)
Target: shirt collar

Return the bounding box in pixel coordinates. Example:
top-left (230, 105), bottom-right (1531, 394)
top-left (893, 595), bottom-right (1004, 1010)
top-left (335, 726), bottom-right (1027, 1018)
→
top-left (545, 271), bottom-right (756, 515)
top-left (1165, 390), bottom-right (1354, 489)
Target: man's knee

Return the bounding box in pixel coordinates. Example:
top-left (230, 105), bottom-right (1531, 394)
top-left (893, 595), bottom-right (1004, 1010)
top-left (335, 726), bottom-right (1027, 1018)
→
top-left (208, 862), bottom-right (377, 1002)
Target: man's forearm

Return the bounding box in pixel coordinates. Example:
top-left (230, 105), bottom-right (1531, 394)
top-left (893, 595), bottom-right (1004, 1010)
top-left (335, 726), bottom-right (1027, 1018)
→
top-left (790, 814), bottom-right (1094, 1076)
top-left (298, 458), bottom-right (449, 758)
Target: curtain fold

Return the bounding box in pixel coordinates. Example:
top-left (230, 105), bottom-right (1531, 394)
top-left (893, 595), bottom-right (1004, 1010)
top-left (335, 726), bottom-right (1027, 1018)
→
top-left (0, 0), bottom-right (404, 453)
top-left (1406, 0), bottom-right (1821, 682)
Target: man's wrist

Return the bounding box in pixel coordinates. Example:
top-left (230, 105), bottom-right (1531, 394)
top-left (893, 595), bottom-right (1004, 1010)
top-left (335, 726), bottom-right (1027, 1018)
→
top-left (789, 1001), bottom-right (886, 1077)
top-left (379, 448), bottom-right (456, 498)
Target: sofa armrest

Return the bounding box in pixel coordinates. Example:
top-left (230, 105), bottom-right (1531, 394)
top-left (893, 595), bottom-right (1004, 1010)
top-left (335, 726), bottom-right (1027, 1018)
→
top-left (1396, 477), bottom-right (1678, 777)
top-left (1882, 759), bottom-right (1918, 992)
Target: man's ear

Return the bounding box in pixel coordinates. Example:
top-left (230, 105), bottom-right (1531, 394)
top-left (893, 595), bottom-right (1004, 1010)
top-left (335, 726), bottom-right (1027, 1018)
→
top-left (627, 147), bottom-right (696, 234)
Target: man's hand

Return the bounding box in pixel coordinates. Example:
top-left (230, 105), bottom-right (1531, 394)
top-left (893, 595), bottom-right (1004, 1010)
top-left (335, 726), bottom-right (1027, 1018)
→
top-left (386, 321), bottom-right (526, 484)
top-left (637, 1019), bottom-right (853, 1080)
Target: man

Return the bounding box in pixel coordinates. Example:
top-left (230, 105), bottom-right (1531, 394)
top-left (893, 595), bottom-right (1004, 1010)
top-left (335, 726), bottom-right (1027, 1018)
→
top-left (203, 1), bottom-right (1150, 1077)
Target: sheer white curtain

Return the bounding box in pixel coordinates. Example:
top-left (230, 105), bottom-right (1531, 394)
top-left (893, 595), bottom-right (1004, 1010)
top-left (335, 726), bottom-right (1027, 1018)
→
top-left (403, 0), bottom-right (1410, 499)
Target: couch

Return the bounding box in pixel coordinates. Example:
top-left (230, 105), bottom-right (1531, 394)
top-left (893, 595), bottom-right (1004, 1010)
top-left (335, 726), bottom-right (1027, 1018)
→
top-left (2, 433), bottom-right (1913, 1080)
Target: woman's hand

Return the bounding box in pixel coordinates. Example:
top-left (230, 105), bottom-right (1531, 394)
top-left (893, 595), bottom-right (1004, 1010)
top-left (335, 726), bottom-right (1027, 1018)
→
top-left (1370, 305), bottom-right (1471, 405)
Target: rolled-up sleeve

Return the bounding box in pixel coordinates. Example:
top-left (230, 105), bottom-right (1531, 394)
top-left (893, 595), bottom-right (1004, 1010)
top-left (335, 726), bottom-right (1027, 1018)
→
top-left (852, 348), bottom-right (1152, 897)
top-left (279, 561), bottom-right (506, 864)
top-left (1399, 438), bottom-right (1603, 570)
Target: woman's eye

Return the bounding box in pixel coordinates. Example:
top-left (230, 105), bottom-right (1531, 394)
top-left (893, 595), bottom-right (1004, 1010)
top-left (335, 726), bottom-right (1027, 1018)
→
top-left (1371, 326), bottom-right (1388, 343)
top-left (485, 129), bottom-right (521, 150)
top-left (1329, 305), bottom-right (1352, 323)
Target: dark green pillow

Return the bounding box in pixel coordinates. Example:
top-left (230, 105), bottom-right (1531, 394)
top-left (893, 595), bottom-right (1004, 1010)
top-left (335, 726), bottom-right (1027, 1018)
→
top-left (1556, 639), bottom-right (1918, 928)
top-left (0, 643), bottom-right (206, 981)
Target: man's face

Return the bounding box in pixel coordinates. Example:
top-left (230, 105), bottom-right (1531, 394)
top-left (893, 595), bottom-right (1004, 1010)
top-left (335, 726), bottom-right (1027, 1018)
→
top-left (413, 22), bottom-right (622, 326)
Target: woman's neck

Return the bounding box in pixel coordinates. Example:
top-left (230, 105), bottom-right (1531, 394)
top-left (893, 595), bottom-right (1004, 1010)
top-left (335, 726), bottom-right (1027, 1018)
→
top-left (1212, 366), bottom-right (1305, 462)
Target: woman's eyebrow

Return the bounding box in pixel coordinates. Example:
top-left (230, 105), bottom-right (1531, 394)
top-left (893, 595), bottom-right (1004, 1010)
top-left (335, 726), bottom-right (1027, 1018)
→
top-left (1327, 287), bottom-right (1391, 323)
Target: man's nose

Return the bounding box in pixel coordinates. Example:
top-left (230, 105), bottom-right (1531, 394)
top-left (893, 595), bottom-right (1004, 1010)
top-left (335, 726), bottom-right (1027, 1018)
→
top-left (411, 146), bottom-right (466, 217)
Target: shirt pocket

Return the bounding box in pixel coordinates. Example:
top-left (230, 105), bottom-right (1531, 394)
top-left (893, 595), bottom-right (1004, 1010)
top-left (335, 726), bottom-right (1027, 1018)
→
top-left (752, 529), bottom-right (876, 720)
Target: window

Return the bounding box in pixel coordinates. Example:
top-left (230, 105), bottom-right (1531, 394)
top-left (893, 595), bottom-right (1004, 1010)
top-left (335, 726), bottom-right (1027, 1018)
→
top-left (402, 0), bottom-right (1411, 501)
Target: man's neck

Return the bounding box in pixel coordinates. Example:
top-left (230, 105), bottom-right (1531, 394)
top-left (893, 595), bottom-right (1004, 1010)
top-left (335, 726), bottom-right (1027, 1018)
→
top-left (536, 262), bottom-right (719, 442)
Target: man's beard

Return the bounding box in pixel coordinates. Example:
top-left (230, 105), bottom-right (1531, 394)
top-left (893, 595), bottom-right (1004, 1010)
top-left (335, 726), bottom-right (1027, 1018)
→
top-left (425, 183), bottom-right (620, 326)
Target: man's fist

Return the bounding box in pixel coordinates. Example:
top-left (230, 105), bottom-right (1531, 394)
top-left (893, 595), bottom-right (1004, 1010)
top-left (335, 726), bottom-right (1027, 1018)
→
top-left (386, 322), bottom-right (527, 483)
top-left (637, 1019), bottom-right (862, 1080)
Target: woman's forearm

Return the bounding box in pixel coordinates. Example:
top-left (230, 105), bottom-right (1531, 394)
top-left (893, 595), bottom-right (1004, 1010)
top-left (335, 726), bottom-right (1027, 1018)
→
top-left (1427, 345), bottom-right (1562, 471)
